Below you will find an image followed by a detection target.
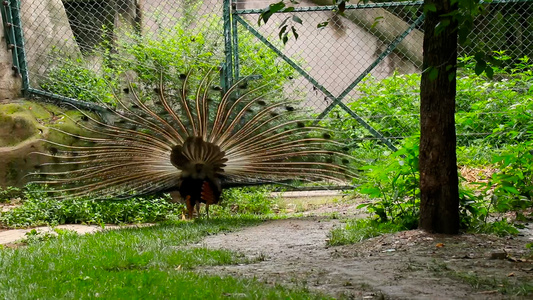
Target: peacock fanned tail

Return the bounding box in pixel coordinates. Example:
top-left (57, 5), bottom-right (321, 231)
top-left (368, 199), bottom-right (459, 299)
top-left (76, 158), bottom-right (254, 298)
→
top-left (30, 70), bottom-right (357, 213)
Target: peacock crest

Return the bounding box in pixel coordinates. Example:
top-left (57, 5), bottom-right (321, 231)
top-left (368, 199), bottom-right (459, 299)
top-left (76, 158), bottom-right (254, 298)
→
top-left (31, 69), bottom-right (356, 218)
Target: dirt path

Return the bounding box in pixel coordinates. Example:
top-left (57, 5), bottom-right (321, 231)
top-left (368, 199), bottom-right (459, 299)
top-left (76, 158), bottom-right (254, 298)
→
top-left (200, 217), bottom-right (533, 299)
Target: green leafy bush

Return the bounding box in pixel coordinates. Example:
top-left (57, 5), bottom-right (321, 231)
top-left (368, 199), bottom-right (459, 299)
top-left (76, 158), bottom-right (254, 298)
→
top-left (0, 186), bottom-right (22, 203)
top-left (0, 186), bottom-right (182, 228)
top-left (41, 13), bottom-right (296, 106)
top-left (486, 140), bottom-right (533, 213)
top-left (214, 186), bottom-right (278, 216)
top-left (355, 136), bottom-right (420, 229)
top-left (328, 52), bottom-right (532, 158)
top-left (40, 56), bottom-right (118, 105)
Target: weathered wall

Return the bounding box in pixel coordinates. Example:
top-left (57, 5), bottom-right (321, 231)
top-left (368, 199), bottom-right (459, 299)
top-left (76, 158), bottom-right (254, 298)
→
top-left (0, 100), bottom-right (90, 187)
top-left (0, 20), bottom-right (21, 101)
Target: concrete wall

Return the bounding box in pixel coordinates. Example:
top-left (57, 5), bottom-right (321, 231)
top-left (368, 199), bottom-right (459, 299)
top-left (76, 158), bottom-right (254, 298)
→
top-left (0, 20), bottom-right (21, 101)
top-left (21, 0), bottom-right (80, 87)
top-left (236, 0), bottom-right (420, 110)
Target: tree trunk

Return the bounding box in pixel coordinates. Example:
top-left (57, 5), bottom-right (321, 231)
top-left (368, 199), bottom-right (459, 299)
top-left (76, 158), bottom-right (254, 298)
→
top-left (419, 0), bottom-right (460, 234)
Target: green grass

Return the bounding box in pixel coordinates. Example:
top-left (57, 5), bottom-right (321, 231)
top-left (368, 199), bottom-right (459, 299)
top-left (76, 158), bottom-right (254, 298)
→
top-left (0, 216), bottom-right (329, 299)
top-left (328, 218), bottom-right (405, 246)
top-left (453, 271), bottom-right (533, 296)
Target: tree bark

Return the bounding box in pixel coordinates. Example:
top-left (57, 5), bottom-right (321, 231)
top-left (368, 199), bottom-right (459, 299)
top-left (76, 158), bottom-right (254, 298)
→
top-left (419, 0), bottom-right (460, 234)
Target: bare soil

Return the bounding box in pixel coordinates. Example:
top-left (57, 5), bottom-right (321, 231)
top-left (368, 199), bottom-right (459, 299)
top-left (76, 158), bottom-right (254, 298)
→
top-left (198, 206), bottom-right (533, 299)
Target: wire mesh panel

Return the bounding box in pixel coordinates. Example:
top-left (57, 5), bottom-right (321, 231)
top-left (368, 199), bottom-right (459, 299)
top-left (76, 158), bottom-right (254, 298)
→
top-left (14, 0), bottom-right (229, 110)
top-left (232, 0), bottom-right (425, 151)
top-left (2, 0), bottom-right (532, 150)
top-left (231, 0), bottom-right (532, 150)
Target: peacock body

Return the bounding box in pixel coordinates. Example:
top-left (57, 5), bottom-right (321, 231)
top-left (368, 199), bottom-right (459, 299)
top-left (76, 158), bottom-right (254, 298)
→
top-left (32, 70), bottom-right (355, 218)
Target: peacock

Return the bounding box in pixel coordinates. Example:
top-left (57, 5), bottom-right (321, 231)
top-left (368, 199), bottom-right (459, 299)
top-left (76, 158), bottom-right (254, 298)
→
top-left (31, 69), bottom-right (356, 218)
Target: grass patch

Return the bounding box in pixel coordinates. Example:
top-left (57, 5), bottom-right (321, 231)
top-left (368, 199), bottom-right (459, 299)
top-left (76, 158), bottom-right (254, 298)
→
top-left (424, 260), bottom-right (533, 296)
top-left (0, 216), bottom-right (328, 299)
top-left (452, 270), bottom-right (533, 296)
top-left (327, 218), bottom-right (405, 246)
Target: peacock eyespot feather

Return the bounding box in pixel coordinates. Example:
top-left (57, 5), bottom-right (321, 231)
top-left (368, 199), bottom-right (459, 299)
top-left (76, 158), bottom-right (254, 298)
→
top-left (49, 147), bottom-right (58, 155)
top-left (179, 73), bottom-right (187, 80)
top-left (270, 112), bottom-right (279, 117)
top-left (211, 86), bottom-right (222, 91)
top-left (342, 159), bottom-right (350, 164)
top-left (297, 122), bottom-right (305, 128)
top-left (285, 106), bottom-right (295, 112)
top-left (123, 87), bottom-right (130, 94)
top-left (80, 115), bottom-right (89, 121)
top-left (322, 133), bottom-right (331, 139)
top-left (257, 100), bottom-right (267, 106)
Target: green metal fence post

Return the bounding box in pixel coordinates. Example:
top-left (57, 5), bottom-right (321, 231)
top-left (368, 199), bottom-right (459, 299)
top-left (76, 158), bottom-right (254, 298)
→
top-left (231, 1), bottom-right (240, 81)
top-left (222, 0), bottom-right (233, 91)
top-left (1, 0), bottom-right (20, 79)
top-left (9, 0), bottom-right (29, 93)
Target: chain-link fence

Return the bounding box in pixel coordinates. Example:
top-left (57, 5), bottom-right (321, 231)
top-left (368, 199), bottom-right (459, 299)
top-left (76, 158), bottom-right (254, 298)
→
top-left (1, 0), bottom-right (533, 153)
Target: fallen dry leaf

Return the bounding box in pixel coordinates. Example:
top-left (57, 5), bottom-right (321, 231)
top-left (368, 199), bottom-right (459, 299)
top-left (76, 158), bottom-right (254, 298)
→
top-left (490, 252), bottom-right (507, 260)
top-left (435, 243), bottom-right (445, 248)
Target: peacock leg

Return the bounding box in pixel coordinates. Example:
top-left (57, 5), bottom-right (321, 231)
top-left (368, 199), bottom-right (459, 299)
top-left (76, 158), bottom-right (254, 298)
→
top-left (185, 195), bottom-right (194, 219)
top-left (195, 202), bottom-right (201, 218)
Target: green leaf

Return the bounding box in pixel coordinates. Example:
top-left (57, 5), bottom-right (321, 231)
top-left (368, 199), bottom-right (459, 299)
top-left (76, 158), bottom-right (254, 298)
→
top-left (484, 65), bottom-right (494, 79)
top-left (279, 25), bottom-right (288, 40)
top-left (258, 2), bottom-right (285, 25)
top-left (279, 16), bottom-right (290, 27)
top-left (474, 60), bottom-right (486, 75)
top-left (317, 21), bottom-right (329, 29)
top-left (359, 186), bottom-right (381, 197)
top-left (282, 7), bottom-right (295, 13)
top-left (429, 67), bottom-right (438, 80)
top-left (502, 186), bottom-right (520, 194)
top-left (424, 3), bottom-right (437, 13)
top-left (434, 19), bottom-right (450, 36)
top-left (269, 2), bottom-right (286, 13)
top-left (291, 26), bottom-right (299, 40)
top-left (356, 203), bottom-right (370, 209)
top-left (292, 15), bottom-right (303, 25)
top-left (371, 16), bottom-right (383, 29)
